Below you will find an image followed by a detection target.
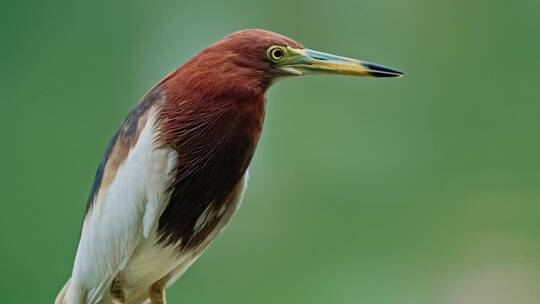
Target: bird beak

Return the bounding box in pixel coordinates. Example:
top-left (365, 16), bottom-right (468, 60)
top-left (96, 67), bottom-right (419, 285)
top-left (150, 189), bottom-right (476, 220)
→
top-left (279, 47), bottom-right (404, 78)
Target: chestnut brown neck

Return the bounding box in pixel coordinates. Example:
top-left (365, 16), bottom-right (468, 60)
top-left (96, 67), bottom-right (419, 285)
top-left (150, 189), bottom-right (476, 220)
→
top-left (155, 71), bottom-right (266, 250)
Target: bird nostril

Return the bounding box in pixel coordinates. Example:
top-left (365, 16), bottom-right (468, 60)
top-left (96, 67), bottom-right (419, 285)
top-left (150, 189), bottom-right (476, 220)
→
top-left (313, 56), bottom-right (327, 61)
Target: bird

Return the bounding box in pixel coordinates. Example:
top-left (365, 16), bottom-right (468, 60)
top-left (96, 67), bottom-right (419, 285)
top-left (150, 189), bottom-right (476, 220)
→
top-left (56, 29), bottom-right (403, 304)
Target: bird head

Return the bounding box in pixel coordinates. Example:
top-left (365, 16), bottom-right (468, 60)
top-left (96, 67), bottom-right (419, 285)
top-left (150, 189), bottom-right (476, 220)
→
top-left (163, 29), bottom-right (403, 99)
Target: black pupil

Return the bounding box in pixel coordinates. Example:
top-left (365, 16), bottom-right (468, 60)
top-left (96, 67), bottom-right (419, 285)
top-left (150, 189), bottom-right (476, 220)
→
top-left (273, 49), bottom-right (283, 58)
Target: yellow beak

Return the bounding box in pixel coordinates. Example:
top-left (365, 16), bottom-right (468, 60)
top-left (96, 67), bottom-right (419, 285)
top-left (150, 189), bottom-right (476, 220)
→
top-left (279, 47), bottom-right (404, 78)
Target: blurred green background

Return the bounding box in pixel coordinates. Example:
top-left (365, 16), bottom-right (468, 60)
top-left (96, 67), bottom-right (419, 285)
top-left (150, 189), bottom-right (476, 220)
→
top-left (2, 0), bottom-right (540, 303)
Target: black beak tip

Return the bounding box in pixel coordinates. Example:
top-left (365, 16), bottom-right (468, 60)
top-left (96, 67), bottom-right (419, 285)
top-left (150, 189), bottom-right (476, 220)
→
top-left (363, 62), bottom-right (405, 78)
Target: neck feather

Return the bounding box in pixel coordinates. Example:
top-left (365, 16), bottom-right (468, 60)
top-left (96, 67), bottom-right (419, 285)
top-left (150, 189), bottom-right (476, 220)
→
top-left (153, 77), bottom-right (265, 249)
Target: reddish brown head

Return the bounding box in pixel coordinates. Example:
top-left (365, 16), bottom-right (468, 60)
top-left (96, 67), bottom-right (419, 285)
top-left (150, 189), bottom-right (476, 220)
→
top-left (160, 29), bottom-right (402, 103)
top-left (160, 29), bottom-right (304, 101)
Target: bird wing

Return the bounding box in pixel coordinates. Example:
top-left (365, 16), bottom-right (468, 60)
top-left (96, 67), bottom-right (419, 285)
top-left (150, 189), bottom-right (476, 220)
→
top-left (69, 91), bottom-right (176, 303)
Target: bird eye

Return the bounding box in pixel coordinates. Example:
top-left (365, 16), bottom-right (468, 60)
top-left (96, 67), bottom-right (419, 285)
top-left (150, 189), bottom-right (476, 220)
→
top-left (267, 46), bottom-right (286, 62)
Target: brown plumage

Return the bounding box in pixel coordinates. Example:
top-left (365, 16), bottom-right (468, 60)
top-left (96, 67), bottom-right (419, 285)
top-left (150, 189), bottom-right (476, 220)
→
top-left (58, 29), bottom-right (403, 304)
top-left (155, 30), bottom-right (303, 250)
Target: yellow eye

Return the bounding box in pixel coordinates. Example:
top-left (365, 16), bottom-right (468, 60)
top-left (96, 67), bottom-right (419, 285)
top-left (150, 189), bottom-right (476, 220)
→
top-left (267, 46), bottom-right (286, 62)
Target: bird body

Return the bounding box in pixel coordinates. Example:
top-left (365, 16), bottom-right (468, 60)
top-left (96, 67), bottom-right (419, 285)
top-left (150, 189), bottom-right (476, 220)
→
top-left (57, 29), bottom-right (402, 304)
top-left (59, 84), bottom-right (258, 304)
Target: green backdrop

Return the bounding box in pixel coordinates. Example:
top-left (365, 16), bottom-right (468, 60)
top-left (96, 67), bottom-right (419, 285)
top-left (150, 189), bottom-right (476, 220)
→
top-left (2, 0), bottom-right (540, 303)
